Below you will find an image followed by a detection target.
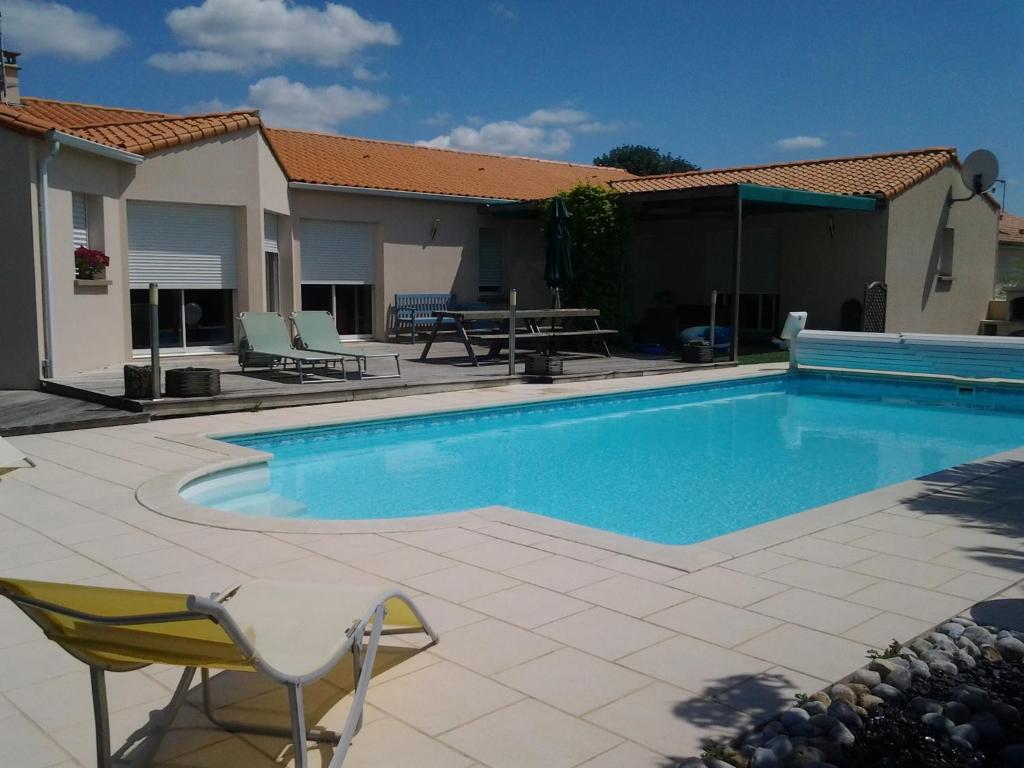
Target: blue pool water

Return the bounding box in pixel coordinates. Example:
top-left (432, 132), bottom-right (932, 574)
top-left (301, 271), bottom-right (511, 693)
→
top-left (183, 373), bottom-right (1024, 545)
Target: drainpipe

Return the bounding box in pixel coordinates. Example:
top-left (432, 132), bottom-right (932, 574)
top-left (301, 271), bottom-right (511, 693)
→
top-left (36, 133), bottom-right (61, 378)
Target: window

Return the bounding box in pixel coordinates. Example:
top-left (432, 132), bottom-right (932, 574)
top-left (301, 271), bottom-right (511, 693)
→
top-left (264, 212), bottom-right (280, 312)
top-left (301, 284), bottom-right (373, 336)
top-left (129, 288), bottom-right (234, 351)
top-left (478, 227), bottom-right (503, 295)
top-left (939, 227), bottom-right (955, 277)
top-left (72, 193), bottom-right (89, 248)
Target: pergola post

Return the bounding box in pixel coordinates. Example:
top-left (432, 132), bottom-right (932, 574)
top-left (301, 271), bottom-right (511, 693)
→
top-left (730, 190), bottom-right (743, 362)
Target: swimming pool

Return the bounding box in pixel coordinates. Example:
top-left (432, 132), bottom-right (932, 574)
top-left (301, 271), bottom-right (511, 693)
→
top-left (182, 372), bottom-right (1024, 545)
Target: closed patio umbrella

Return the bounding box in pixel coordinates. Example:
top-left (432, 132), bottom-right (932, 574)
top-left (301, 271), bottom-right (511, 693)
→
top-left (545, 197), bottom-right (573, 309)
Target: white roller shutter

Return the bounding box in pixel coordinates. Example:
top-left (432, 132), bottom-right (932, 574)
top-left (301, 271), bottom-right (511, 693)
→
top-left (264, 212), bottom-right (279, 253)
top-left (72, 193), bottom-right (88, 248)
top-left (300, 219), bottom-right (375, 283)
top-left (127, 201), bottom-right (237, 289)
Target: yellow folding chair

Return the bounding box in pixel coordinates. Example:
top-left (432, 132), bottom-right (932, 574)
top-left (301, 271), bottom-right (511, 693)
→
top-left (0, 578), bottom-right (437, 768)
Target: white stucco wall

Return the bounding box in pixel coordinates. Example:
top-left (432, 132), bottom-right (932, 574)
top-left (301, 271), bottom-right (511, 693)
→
top-left (123, 127), bottom-right (291, 326)
top-left (884, 166), bottom-right (999, 333)
top-left (287, 190), bottom-right (544, 338)
top-left (44, 147), bottom-right (131, 376)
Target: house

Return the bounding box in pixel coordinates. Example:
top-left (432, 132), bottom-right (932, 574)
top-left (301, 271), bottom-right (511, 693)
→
top-left (0, 52), bottom-right (625, 388)
top-left (996, 213), bottom-right (1024, 298)
top-left (983, 212), bottom-right (1024, 335)
top-left (0, 51), bottom-right (1003, 389)
top-left (609, 150), bottom-right (1000, 346)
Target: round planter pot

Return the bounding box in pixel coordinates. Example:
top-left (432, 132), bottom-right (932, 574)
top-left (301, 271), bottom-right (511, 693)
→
top-left (525, 354), bottom-right (564, 376)
top-left (165, 367), bottom-right (221, 398)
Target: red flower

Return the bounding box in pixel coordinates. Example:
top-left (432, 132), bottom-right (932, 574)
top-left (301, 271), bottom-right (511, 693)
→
top-left (75, 246), bottom-right (110, 278)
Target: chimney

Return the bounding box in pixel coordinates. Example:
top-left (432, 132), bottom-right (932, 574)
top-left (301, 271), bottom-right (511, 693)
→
top-left (2, 50), bottom-right (20, 106)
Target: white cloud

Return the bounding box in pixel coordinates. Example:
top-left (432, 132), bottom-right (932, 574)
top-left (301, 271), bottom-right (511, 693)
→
top-left (418, 122), bottom-right (573, 156)
top-left (181, 98), bottom-right (231, 114)
top-left (489, 2), bottom-right (517, 20)
top-left (148, 0), bottom-right (398, 73)
top-left (148, 50), bottom-right (252, 73)
top-left (352, 63), bottom-right (388, 82)
top-left (420, 111), bottom-right (452, 128)
top-left (3, 0), bottom-right (127, 61)
top-left (522, 108), bottom-right (589, 126)
top-left (776, 135), bottom-right (826, 151)
top-left (416, 106), bottom-right (619, 157)
top-left (247, 76), bottom-right (388, 131)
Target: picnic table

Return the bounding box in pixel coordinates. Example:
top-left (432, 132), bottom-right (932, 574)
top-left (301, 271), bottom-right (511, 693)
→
top-left (419, 308), bottom-right (616, 366)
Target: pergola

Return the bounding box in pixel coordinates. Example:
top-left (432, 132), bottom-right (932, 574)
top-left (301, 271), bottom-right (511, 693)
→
top-left (485, 183), bottom-right (882, 361)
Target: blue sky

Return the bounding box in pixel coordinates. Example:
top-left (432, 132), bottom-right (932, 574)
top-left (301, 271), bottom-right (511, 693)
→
top-left (4, 0), bottom-right (1023, 209)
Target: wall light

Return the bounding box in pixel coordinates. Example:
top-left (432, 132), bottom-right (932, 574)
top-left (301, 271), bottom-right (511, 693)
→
top-left (430, 218), bottom-right (440, 241)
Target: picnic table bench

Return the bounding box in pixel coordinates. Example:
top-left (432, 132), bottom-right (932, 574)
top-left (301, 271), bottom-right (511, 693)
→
top-left (419, 308), bottom-right (616, 366)
top-left (393, 293), bottom-right (456, 343)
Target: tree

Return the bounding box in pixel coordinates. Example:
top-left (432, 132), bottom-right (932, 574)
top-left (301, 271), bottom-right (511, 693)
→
top-left (593, 144), bottom-right (698, 176)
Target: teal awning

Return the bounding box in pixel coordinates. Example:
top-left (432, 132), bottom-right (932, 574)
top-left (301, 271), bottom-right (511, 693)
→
top-left (737, 183), bottom-right (879, 211)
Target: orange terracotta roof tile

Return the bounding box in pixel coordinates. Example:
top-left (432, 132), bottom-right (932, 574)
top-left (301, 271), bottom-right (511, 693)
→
top-left (265, 128), bottom-right (634, 201)
top-left (0, 97), bottom-right (259, 156)
top-left (608, 148), bottom-right (958, 200)
top-left (0, 102), bottom-right (55, 139)
top-left (19, 97), bottom-right (176, 128)
top-left (69, 112), bottom-right (261, 155)
top-left (1000, 213), bottom-right (1024, 246)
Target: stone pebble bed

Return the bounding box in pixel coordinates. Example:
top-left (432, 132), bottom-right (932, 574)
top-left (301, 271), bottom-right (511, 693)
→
top-left (679, 615), bottom-right (1024, 768)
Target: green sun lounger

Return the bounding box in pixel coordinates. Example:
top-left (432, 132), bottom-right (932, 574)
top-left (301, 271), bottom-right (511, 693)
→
top-left (238, 312), bottom-right (346, 383)
top-left (292, 311), bottom-right (401, 379)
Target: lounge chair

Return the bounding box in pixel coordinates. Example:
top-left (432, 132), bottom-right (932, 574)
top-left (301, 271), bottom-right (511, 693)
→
top-left (0, 435), bottom-right (33, 477)
top-left (292, 311), bottom-right (401, 379)
top-left (0, 577), bottom-right (437, 768)
top-left (238, 312), bottom-right (346, 383)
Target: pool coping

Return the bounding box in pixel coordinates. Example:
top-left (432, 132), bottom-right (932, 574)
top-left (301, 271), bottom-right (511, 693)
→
top-left (136, 365), bottom-right (1024, 573)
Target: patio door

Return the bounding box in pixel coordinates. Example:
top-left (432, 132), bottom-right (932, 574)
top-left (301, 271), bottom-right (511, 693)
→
top-left (299, 219), bottom-right (375, 338)
top-left (127, 201), bottom-right (237, 354)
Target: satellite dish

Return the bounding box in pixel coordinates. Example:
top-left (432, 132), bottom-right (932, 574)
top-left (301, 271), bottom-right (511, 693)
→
top-left (960, 149), bottom-right (999, 195)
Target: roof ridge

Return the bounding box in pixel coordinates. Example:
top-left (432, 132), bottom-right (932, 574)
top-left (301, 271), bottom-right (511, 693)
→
top-left (20, 95), bottom-right (175, 118)
top-left (264, 126), bottom-right (632, 174)
top-left (623, 147), bottom-right (958, 183)
top-left (78, 109), bottom-right (259, 130)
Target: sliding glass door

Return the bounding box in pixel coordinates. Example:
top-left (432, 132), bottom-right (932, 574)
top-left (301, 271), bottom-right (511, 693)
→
top-left (300, 284), bottom-right (373, 337)
top-left (130, 288), bottom-right (234, 352)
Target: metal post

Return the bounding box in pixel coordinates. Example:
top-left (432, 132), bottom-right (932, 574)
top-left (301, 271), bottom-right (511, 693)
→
top-left (90, 668), bottom-right (112, 768)
top-left (508, 288), bottom-right (517, 375)
top-left (731, 193), bottom-right (743, 362)
top-left (709, 289), bottom-right (718, 360)
top-left (149, 283), bottom-right (161, 399)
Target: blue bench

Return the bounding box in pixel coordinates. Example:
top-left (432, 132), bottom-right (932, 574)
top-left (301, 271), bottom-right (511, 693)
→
top-left (394, 293), bottom-right (456, 343)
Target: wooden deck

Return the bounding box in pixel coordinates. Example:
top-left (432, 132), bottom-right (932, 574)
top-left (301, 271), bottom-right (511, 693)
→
top-left (43, 340), bottom-right (732, 418)
top-left (0, 390), bottom-right (149, 436)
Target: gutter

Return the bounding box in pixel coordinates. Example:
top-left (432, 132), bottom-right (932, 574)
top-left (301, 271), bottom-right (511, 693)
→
top-left (48, 130), bottom-right (144, 165)
top-left (288, 181), bottom-right (516, 205)
top-left (36, 136), bottom-right (60, 378)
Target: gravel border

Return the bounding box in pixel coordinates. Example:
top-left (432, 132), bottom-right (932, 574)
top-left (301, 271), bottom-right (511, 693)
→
top-left (677, 611), bottom-right (1024, 768)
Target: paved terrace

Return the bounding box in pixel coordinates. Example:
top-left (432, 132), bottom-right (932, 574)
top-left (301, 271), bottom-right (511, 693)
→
top-left (1, 365), bottom-right (1023, 768)
top-left (43, 341), bottom-right (707, 418)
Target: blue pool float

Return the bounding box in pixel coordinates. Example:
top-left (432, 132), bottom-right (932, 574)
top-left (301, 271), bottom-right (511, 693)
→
top-left (679, 325), bottom-right (732, 352)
